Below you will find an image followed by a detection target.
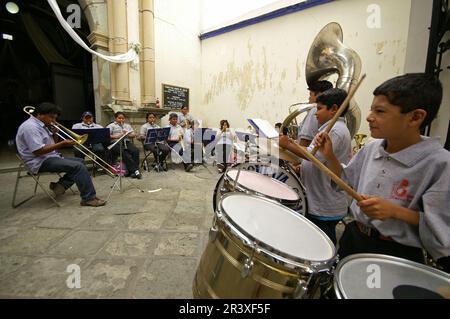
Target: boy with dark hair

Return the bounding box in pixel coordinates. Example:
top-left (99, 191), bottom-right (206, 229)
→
top-left (315, 73), bottom-right (449, 272)
top-left (16, 102), bottom-right (106, 206)
top-left (166, 113), bottom-right (194, 172)
top-left (280, 88), bottom-right (351, 244)
top-left (139, 112), bottom-right (170, 171)
top-left (298, 80), bottom-right (334, 147)
top-left (107, 112), bottom-right (142, 179)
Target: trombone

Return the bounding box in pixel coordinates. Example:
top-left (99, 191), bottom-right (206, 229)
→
top-left (23, 106), bottom-right (117, 177)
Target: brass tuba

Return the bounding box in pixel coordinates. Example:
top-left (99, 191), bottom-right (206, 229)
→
top-left (283, 22), bottom-right (362, 138)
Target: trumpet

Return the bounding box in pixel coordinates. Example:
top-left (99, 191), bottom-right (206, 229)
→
top-left (23, 106), bottom-right (117, 177)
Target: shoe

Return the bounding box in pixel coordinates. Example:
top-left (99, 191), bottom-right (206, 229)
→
top-left (217, 163), bottom-right (225, 173)
top-left (80, 197), bottom-right (107, 207)
top-left (185, 164), bottom-right (194, 172)
top-left (49, 182), bottom-right (65, 196)
top-left (134, 170), bottom-right (143, 179)
top-left (163, 163), bottom-right (168, 171)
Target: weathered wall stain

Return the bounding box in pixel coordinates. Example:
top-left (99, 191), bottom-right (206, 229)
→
top-left (203, 44), bottom-right (278, 111)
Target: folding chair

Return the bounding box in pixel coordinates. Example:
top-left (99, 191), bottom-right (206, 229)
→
top-left (141, 141), bottom-right (168, 172)
top-left (12, 154), bottom-right (74, 208)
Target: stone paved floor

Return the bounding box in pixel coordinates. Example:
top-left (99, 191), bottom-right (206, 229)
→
top-left (0, 159), bottom-right (220, 299)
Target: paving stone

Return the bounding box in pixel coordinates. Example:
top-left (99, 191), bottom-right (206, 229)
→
top-left (127, 210), bottom-right (168, 231)
top-left (61, 258), bottom-right (140, 298)
top-left (154, 232), bottom-right (201, 256)
top-left (0, 257), bottom-right (84, 298)
top-left (48, 230), bottom-right (113, 256)
top-left (98, 232), bottom-right (156, 258)
top-left (79, 214), bottom-right (130, 230)
top-left (133, 257), bottom-right (198, 299)
top-left (0, 226), bottom-right (19, 241)
top-left (0, 255), bottom-right (30, 278)
top-left (38, 211), bottom-right (96, 229)
top-left (0, 228), bottom-right (69, 254)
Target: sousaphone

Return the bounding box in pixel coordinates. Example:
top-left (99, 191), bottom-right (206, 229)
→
top-left (282, 22), bottom-right (362, 138)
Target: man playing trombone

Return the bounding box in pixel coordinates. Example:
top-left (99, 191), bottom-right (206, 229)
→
top-left (16, 102), bottom-right (107, 207)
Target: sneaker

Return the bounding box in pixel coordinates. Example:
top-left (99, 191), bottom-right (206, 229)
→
top-left (80, 197), bottom-right (107, 207)
top-left (134, 170), bottom-right (143, 179)
top-left (217, 163), bottom-right (225, 173)
top-left (185, 164), bottom-right (194, 172)
top-left (49, 182), bottom-right (65, 196)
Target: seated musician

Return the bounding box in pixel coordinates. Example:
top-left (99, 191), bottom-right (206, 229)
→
top-left (15, 102), bottom-right (106, 207)
top-left (71, 111), bottom-right (106, 163)
top-left (106, 112), bottom-right (142, 179)
top-left (138, 112), bottom-right (170, 171)
top-left (177, 105), bottom-right (194, 129)
top-left (166, 113), bottom-right (194, 172)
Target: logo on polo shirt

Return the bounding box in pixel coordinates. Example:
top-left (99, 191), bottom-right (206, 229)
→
top-left (391, 179), bottom-right (411, 201)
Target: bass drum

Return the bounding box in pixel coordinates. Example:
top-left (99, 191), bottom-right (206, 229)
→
top-left (213, 161), bottom-right (308, 215)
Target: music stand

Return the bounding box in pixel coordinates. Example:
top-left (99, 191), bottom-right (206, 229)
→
top-left (235, 131), bottom-right (258, 162)
top-left (143, 127), bottom-right (170, 172)
top-left (72, 128), bottom-right (110, 176)
top-left (106, 131), bottom-right (144, 201)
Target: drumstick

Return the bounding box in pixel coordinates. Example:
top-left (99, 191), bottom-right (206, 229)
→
top-left (310, 74), bottom-right (366, 156)
top-left (285, 141), bottom-right (364, 202)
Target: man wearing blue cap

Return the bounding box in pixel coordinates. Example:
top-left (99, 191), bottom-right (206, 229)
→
top-left (72, 111), bottom-right (105, 161)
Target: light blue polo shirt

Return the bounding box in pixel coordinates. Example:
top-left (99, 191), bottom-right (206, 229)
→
top-left (340, 137), bottom-right (450, 259)
top-left (16, 116), bottom-right (62, 174)
top-left (301, 117), bottom-right (352, 219)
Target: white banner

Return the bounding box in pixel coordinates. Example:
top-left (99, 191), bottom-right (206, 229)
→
top-left (47, 0), bottom-right (139, 64)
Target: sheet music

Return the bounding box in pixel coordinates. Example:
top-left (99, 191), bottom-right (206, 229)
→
top-left (247, 118), bottom-right (279, 139)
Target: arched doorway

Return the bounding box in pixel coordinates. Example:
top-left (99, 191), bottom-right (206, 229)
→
top-left (0, 0), bottom-right (94, 147)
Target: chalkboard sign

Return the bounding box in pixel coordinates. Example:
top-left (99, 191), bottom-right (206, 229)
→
top-left (162, 84), bottom-right (189, 109)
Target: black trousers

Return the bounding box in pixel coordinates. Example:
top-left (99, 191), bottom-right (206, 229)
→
top-left (144, 143), bottom-right (169, 163)
top-left (338, 221), bottom-right (424, 264)
top-left (109, 141), bottom-right (140, 173)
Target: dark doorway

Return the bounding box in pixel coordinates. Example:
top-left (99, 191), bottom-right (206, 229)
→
top-left (0, 0), bottom-right (94, 148)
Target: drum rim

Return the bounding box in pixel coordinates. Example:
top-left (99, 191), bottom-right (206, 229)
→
top-left (333, 253), bottom-right (450, 299)
top-left (225, 168), bottom-right (300, 202)
top-left (215, 161), bottom-right (308, 215)
top-left (218, 193), bottom-right (337, 271)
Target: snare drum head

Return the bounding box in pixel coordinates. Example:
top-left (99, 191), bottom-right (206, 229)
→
top-left (220, 194), bottom-right (335, 262)
top-left (335, 254), bottom-right (450, 299)
top-left (226, 169), bottom-right (299, 201)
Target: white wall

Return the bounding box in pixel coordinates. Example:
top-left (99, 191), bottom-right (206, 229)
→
top-left (431, 30), bottom-right (450, 146)
top-left (199, 0), bottom-right (413, 135)
top-left (154, 0), bottom-right (202, 126)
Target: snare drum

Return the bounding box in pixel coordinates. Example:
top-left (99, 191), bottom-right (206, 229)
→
top-left (334, 254), bottom-right (450, 299)
top-left (213, 161), bottom-right (307, 215)
top-left (193, 193), bottom-right (336, 299)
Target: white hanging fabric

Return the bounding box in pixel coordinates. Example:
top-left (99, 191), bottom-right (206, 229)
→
top-left (47, 0), bottom-right (139, 64)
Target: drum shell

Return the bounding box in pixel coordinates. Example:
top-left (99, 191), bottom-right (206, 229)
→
top-left (193, 217), bottom-right (329, 299)
top-left (194, 194), bottom-right (335, 299)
